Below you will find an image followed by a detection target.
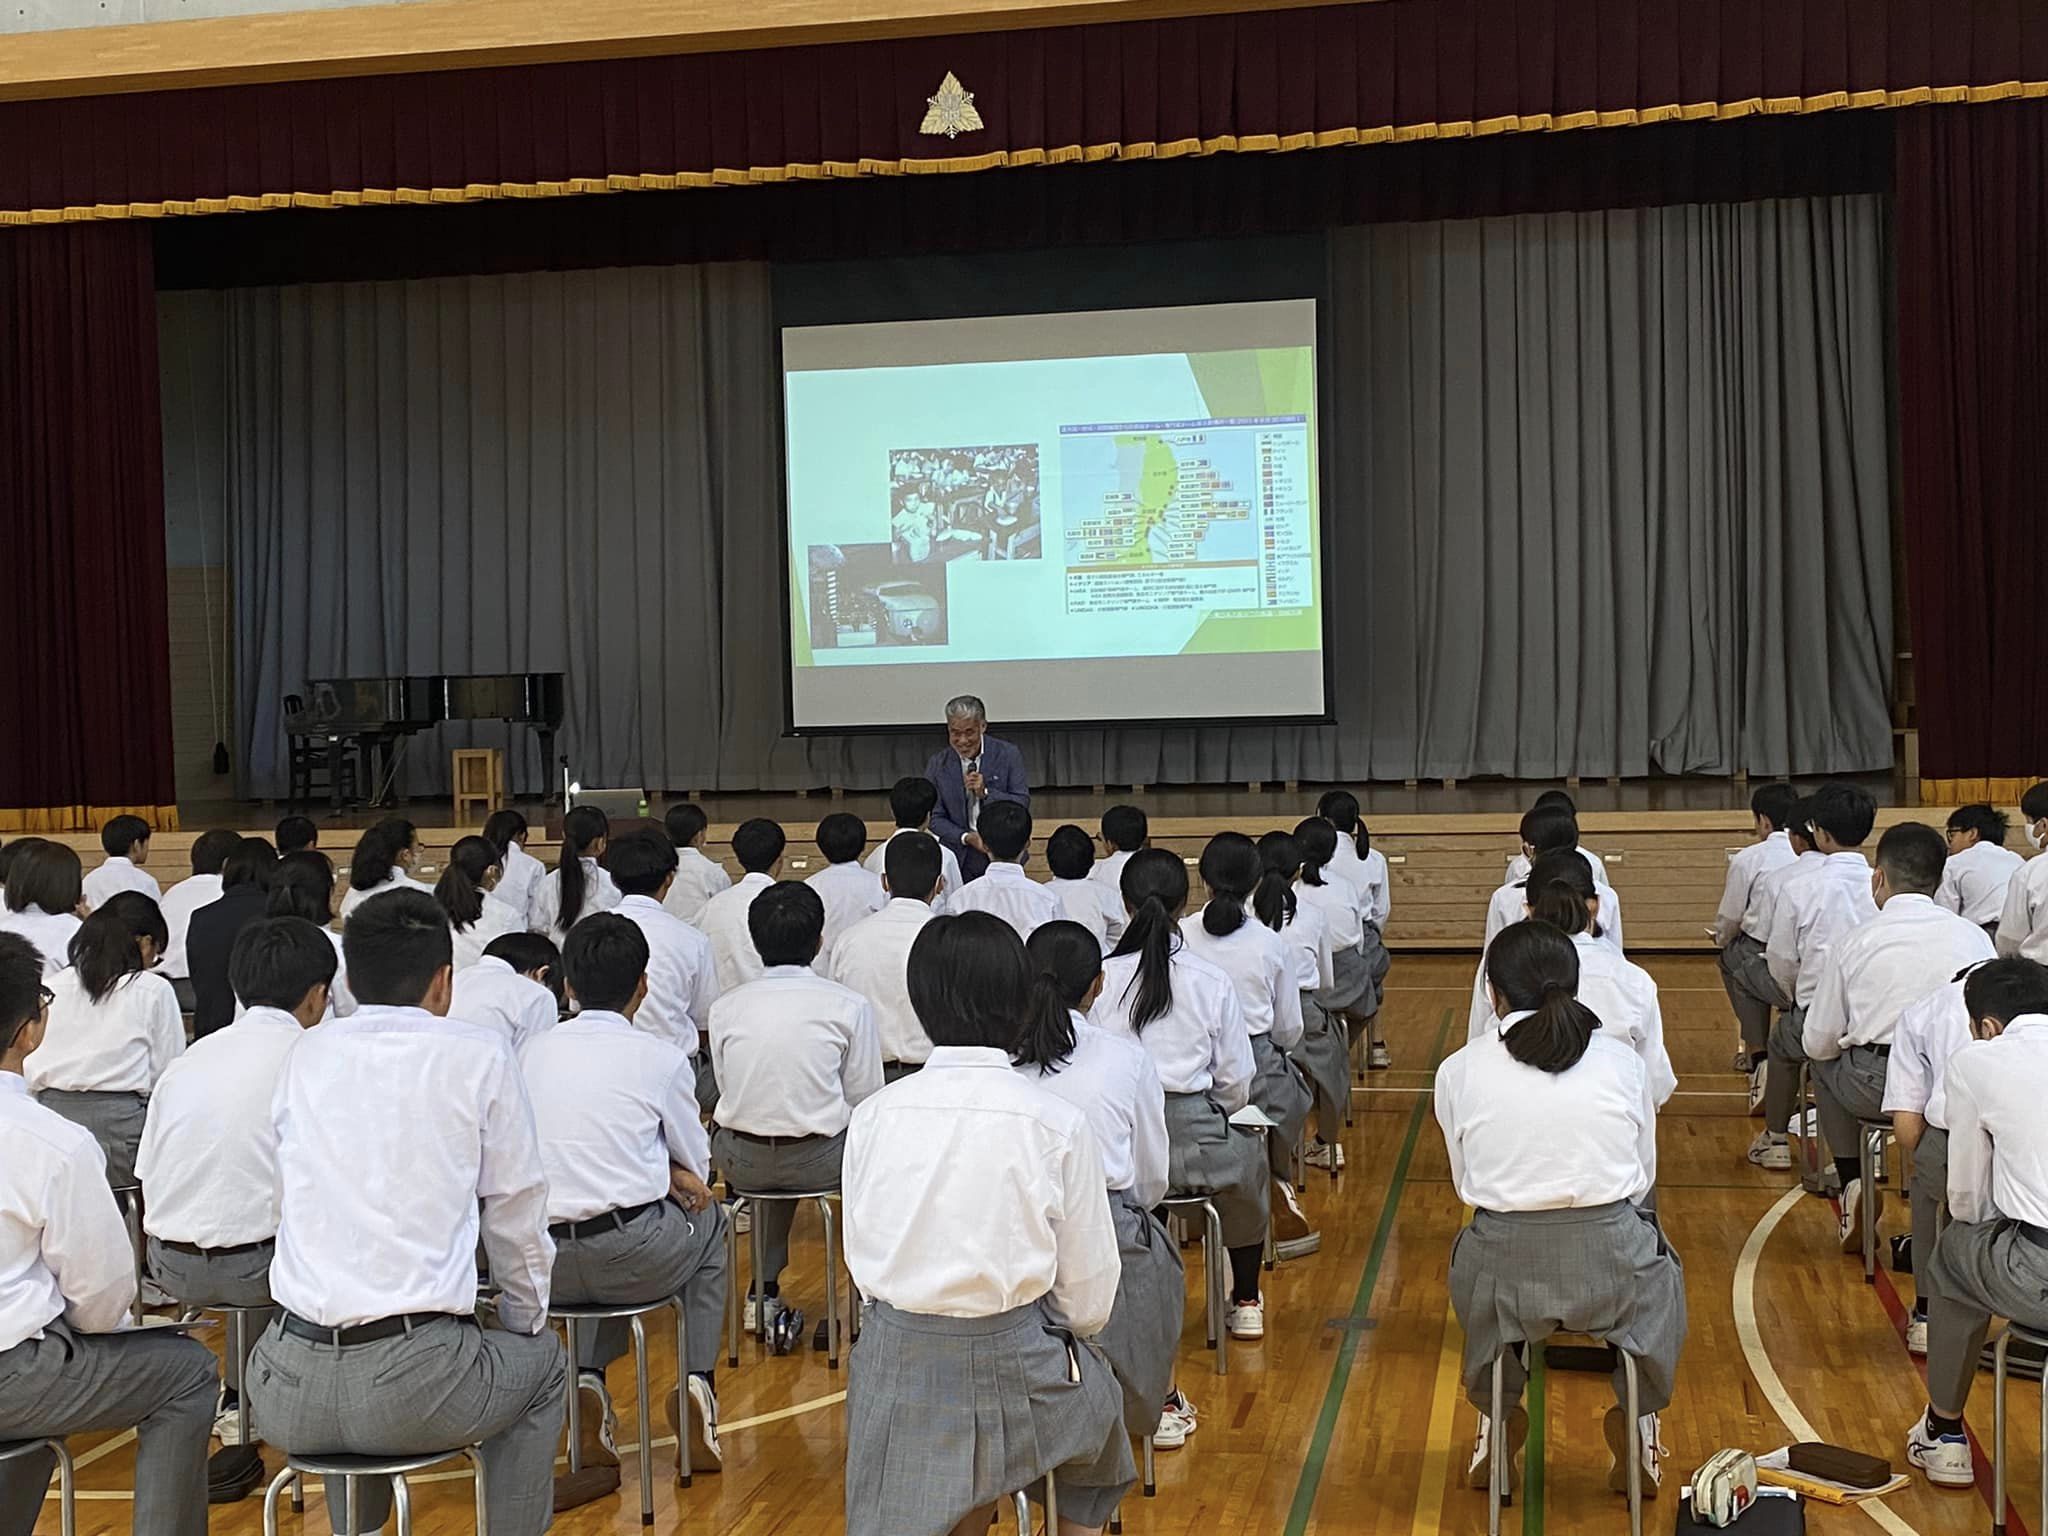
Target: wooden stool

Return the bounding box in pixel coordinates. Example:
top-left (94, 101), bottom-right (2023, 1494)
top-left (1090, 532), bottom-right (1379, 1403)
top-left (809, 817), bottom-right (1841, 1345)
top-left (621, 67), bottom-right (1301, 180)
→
top-left (451, 749), bottom-right (506, 825)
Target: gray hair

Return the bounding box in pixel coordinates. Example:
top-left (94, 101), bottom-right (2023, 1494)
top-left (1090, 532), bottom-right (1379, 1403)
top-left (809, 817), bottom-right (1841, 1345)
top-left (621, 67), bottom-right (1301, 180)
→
top-left (944, 694), bottom-right (987, 723)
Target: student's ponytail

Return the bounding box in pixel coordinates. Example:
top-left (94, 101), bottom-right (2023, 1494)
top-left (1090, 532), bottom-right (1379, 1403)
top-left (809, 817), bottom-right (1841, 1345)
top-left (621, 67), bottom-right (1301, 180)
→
top-left (68, 892), bottom-right (166, 1004)
top-left (1523, 850), bottom-right (1600, 940)
top-left (435, 835), bottom-right (500, 933)
top-left (348, 817), bottom-right (415, 893)
top-left (1017, 921), bottom-right (1102, 1072)
top-left (1253, 832), bottom-right (1303, 932)
top-left (557, 806), bottom-right (608, 931)
top-left (1484, 920), bottom-right (1599, 1074)
top-left (1292, 818), bottom-right (1336, 888)
top-left (1197, 832), bottom-right (1260, 937)
top-left (1112, 848), bottom-right (1189, 1033)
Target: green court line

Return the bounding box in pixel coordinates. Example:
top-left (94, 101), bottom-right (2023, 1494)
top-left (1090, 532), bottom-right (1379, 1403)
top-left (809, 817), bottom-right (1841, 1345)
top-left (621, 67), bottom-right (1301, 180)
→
top-left (1281, 1006), bottom-right (1456, 1536)
top-left (1522, 1347), bottom-right (1546, 1535)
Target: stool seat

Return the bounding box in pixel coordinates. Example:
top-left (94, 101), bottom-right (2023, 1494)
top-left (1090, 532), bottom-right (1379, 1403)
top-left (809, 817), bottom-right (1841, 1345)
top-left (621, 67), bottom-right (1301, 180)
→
top-left (549, 1299), bottom-right (675, 1320)
top-left (725, 1185), bottom-right (841, 1202)
top-left (284, 1449), bottom-right (475, 1477)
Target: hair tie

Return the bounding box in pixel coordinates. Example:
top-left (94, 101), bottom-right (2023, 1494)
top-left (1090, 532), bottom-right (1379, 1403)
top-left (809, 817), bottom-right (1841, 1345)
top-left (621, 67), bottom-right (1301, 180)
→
top-left (1541, 978), bottom-right (1572, 997)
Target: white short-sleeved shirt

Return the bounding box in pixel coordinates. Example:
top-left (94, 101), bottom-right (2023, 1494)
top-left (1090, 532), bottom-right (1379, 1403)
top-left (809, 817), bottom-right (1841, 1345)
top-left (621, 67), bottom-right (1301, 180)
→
top-left (1295, 874), bottom-right (1364, 955)
top-left (451, 892), bottom-right (526, 973)
top-left (155, 874), bottom-right (222, 979)
top-left (1998, 854), bottom-right (2048, 963)
top-left (826, 899), bottom-right (936, 1067)
top-left (0, 906), bottom-right (82, 980)
top-left (615, 894), bottom-right (719, 1054)
top-left (26, 968), bottom-right (184, 1094)
top-left (1045, 877), bottom-right (1125, 953)
top-left (1485, 878), bottom-right (1625, 954)
top-left (338, 870), bottom-right (432, 923)
top-left (1939, 839), bottom-right (2027, 928)
top-left (526, 858), bottom-right (622, 945)
top-left (699, 871), bottom-right (776, 992)
top-left (1178, 910), bottom-right (1304, 1049)
top-left (1882, 977), bottom-right (1973, 1131)
top-left (663, 847), bottom-right (734, 929)
top-left (943, 863), bottom-right (1063, 941)
top-left (1945, 1016), bottom-right (2048, 1226)
top-left (1465, 932), bottom-right (1675, 1108)
top-left (1713, 831), bottom-right (1797, 947)
top-left (1089, 945), bottom-right (1253, 1111)
top-left (863, 829), bottom-right (963, 904)
top-left (0, 1075), bottom-right (134, 1351)
top-left (1801, 893), bottom-right (1996, 1063)
top-left (82, 856), bottom-right (160, 911)
top-left (708, 966), bottom-right (884, 1138)
top-left (1014, 1015), bottom-right (1170, 1208)
top-left (806, 861), bottom-right (888, 953)
top-left (449, 956), bottom-right (559, 1054)
top-left (1765, 851), bottom-right (1878, 1007)
top-left (493, 842), bottom-right (547, 926)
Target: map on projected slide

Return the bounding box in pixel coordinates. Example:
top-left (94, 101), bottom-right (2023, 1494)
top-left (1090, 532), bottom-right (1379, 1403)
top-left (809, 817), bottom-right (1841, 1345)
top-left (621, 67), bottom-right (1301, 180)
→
top-left (1060, 417), bottom-right (1304, 572)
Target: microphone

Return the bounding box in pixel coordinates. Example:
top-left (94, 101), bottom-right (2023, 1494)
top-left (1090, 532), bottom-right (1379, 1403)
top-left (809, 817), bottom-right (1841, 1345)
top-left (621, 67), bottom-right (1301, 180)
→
top-left (965, 754), bottom-right (983, 796)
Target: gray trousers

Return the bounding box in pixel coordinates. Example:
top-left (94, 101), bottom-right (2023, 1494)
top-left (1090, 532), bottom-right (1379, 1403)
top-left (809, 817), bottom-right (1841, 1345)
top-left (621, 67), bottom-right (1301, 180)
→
top-left (0, 1320), bottom-right (216, 1536)
top-left (1924, 1218), bottom-right (2048, 1415)
top-left (1764, 1007), bottom-right (1810, 1138)
top-left (247, 1315), bottom-right (566, 1536)
top-left (882, 1060), bottom-right (923, 1084)
top-left (550, 1200), bottom-right (728, 1376)
top-left (1718, 934), bottom-right (1788, 1054)
top-left (147, 1236), bottom-right (276, 1391)
top-left (691, 1051), bottom-right (719, 1117)
top-left (36, 1089), bottom-right (146, 1188)
top-left (1809, 1045), bottom-right (1891, 1166)
top-left (1910, 1129), bottom-right (1950, 1309)
top-left (710, 1127), bottom-right (846, 1292)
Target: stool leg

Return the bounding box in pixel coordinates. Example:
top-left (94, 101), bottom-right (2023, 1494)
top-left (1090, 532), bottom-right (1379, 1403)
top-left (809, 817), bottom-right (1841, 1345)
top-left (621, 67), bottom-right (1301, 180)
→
top-left (1205, 1202), bottom-right (1227, 1377)
top-left (725, 1210), bottom-right (740, 1368)
top-left (121, 1194), bottom-right (145, 1326)
top-left (2038, 1337), bottom-right (2047, 1536)
top-left (1143, 1434), bottom-right (1155, 1497)
top-left (391, 1473), bottom-right (412, 1536)
top-left (675, 1298), bottom-right (692, 1488)
top-left (1013, 1490), bottom-right (1030, 1532)
top-left (564, 1320), bottom-right (582, 1474)
top-left (233, 1311), bottom-right (252, 1447)
top-left (1488, 1352), bottom-right (1505, 1536)
top-left (1861, 1127), bottom-right (1878, 1284)
top-left (51, 1440), bottom-right (75, 1536)
top-left (751, 1207), bottom-right (769, 1343)
top-left (466, 1446), bottom-right (491, 1536)
top-left (821, 1196), bottom-right (841, 1371)
top-left (1996, 1329), bottom-right (2011, 1536)
top-left (262, 1464), bottom-right (288, 1536)
top-left (1623, 1351), bottom-right (1642, 1536)
top-left (1044, 1472), bottom-right (1058, 1529)
top-left (291, 1470), bottom-right (304, 1514)
top-left (630, 1314), bottom-right (654, 1527)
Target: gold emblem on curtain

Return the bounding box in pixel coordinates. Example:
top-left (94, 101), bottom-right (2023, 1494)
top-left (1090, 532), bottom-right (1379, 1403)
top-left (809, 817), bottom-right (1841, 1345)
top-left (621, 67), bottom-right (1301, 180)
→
top-left (919, 72), bottom-right (984, 139)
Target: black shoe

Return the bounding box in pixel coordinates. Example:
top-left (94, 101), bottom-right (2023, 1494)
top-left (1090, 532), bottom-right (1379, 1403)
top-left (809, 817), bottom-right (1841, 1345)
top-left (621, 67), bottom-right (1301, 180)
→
top-left (207, 1444), bottom-right (265, 1504)
top-left (768, 1304), bottom-right (806, 1356)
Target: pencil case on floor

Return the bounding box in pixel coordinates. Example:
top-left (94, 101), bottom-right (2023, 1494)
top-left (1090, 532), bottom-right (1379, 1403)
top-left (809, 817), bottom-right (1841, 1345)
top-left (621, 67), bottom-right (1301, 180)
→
top-left (1786, 1443), bottom-right (1890, 1488)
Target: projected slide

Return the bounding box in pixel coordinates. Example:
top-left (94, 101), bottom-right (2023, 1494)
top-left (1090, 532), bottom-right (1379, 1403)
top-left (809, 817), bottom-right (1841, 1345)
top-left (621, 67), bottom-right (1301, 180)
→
top-left (783, 300), bottom-right (1323, 730)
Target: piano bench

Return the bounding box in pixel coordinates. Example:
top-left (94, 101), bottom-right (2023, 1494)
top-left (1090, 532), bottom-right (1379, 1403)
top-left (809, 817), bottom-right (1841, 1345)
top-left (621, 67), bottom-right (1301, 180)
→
top-left (452, 748), bottom-right (507, 824)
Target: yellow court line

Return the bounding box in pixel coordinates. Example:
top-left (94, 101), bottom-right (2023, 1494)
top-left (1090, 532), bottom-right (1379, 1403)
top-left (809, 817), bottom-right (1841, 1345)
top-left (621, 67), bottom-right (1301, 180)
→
top-left (1410, 1234), bottom-right (1470, 1534)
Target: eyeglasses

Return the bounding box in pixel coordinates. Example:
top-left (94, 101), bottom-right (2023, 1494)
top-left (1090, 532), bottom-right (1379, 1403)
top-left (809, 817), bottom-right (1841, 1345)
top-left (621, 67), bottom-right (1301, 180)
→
top-left (36, 986), bottom-right (53, 1014)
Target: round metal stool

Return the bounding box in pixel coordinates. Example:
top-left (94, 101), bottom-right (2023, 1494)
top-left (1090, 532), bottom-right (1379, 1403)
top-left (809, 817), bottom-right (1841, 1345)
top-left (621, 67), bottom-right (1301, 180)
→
top-left (551, 1294), bottom-right (695, 1527)
top-left (720, 1185), bottom-right (855, 1369)
top-left (1157, 1195), bottom-right (1227, 1376)
top-left (261, 1445), bottom-right (487, 1535)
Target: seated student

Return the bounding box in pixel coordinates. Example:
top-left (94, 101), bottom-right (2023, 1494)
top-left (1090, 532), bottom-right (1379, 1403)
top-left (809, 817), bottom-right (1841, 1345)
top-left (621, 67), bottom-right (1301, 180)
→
top-left (1091, 804), bottom-right (1149, 900)
top-left (1044, 824), bottom-right (1126, 953)
top-left (1485, 805), bottom-right (1625, 956)
top-left (157, 829), bottom-right (242, 1006)
top-left (0, 933), bottom-right (217, 1536)
top-left (1179, 833), bottom-right (1317, 1258)
top-left (452, 931), bottom-right (563, 1054)
top-left (862, 778), bottom-right (964, 904)
top-left (0, 839), bottom-right (84, 980)
top-left (273, 814), bottom-right (318, 857)
top-left (1286, 822), bottom-right (1369, 1170)
top-left (828, 831), bottom-right (943, 1081)
top-left (1884, 958), bottom-right (1998, 1356)
top-left (83, 814), bottom-right (160, 909)
top-left (1320, 792), bottom-right (1397, 1065)
top-left (843, 913), bottom-right (1135, 1536)
top-left (610, 831), bottom-right (718, 1052)
top-left (1503, 790), bottom-right (1611, 885)
top-left (1937, 804), bottom-right (2026, 936)
top-left (136, 916), bottom-right (334, 1501)
top-left (662, 803), bottom-right (734, 927)
top-left (1901, 955), bottom-right (2048, 1488)
top-left (700, 818), bottom-right (786, 991)
top-left (709, 882), bottom-right (883, 1332)
top-left (1258, 830), bottom-right (1348, 1215)
top-left (186, 837), bottom-right (277, 1038)
top-left (27, 893), bottom-right (183, 1187)
top-left (266, 851), bottom-right (354, 1018)
top-left (807, 814), bottom-right (887, 951)
top-left (1997, 782), bottom-right (2048, 962)
top-left (1801, 823), bottom-right (1997, 1250)
top-left (1438, 920), bottom-right (1680, 1499)
top-left (522, 914), bottom-right (729, 1505)
top-left (1714, 783), bottom-right (1802, 1094)
top-left (528, 806), bottom-right (621, 944)
top-left (434, 834), bottom-right (526, 972)
top-left (483, 809), bottom-right (546, 924)
top-left (246, 888), bottom-right (566, 1536)
top-left (337, 817), bottom-right (430, 921)
top-left (1091, 849), bottom-right (1270, 1340)
top-left (939, 801), bottom-right (1061, 940)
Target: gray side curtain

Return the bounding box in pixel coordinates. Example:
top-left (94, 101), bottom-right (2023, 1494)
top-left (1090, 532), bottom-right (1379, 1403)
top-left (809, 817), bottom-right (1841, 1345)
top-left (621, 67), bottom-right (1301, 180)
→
top-left (161, 194), bottom-right (1892, 795)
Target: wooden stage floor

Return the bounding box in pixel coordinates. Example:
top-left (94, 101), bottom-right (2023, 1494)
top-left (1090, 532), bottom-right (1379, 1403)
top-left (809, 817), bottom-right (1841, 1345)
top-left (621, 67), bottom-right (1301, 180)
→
top-left (34, 954), bottom-right (2026, 1535)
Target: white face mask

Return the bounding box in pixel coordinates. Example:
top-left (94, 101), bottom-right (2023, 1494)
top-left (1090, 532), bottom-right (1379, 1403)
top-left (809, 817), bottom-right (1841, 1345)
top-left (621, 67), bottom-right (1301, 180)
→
top-left (2028, 818), bottom-right (2047, 854)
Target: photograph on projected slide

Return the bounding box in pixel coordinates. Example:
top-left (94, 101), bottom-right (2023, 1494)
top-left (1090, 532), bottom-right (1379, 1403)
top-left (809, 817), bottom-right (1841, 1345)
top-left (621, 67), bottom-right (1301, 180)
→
top-left (887, 443), bottom-right (1041, 564)
top-left (808, 542), bottom-right (950, 650)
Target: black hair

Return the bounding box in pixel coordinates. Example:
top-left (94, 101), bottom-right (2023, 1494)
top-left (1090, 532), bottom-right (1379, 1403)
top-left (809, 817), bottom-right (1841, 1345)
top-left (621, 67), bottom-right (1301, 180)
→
top-left (1483, 919), bottom-right (1600, 1073)
top-left (908, 910), bottom-right (1033, 1050)
top-left (0, 839), bottom-right (22, 893)
top-left (99, 815), bottom-right (150, 860)
top-left (563, 911), bottom-right (650, 1014)
top-left (267, 850), bottom-right (336, 924)
top-left (1785, 799), bottom-right (1817, 852)
top-left (1111, 847), bottom-right (1189, 1032)
top-left (882, 830), bottom-right (942, 904)
top-left (484, 930), bottom-right (564, 1006)
top-left (229, 916), bottom-right (338, 1012)
top-left (0, 933), bottom-right (44, 1055)
top-left (978, 800), bottom-right (1032, 863)
top-left (1876, 821), bottom-right (1947, 895)
top-left (1964, 957), bottom-right (2048, 1027)
top-left (1198, 831), bottom-right (1262, 937)
top-left (342, 888), bottom-right (452, 1008)
top-left (68, 891), bottom-right (166, 1004)
top-left (1751, 783), bottom-right (1801, 832)
top-left (662, 802), bottom-right (708, 848)
top-left (1518, 804), bottom-right (1580, 856)
top-left (748, 880), bottom-right (825, 967)
top-left (1045, 825), bottom-right (1095, 881)
top-left (435, 835), bottom-right (503, 930)
top-left (4, 840), bottom-right (81, 916)
top-left (348, 817), bottom-right (417, 893)
top-left (1948, 803), bottom-right (2011, 848)
top-left (732, 817), bottom-right (786, 875)
top-left (2024, 782), bottom-right (2048, 823)
top-left (189, 828), bottom-right (242, 878)
top-left (608, 830), bottom-right (679, 898)
top-left (1293, 817), bottom-right (1338, 886)
top-left (1524, 850), bottom-right (1601, 938)
top-left (1015, 920), bottom-right (1103, 1071)
top-left (274, 814), bottom-right (319, 855)
top-left (816, 812), bottom-right (868, 866)
top-left (1317, 789), bottom-right (1361, 834)
top-left (1807, 782), bottom-right (1878, 849)
top-left (1254, 832), bottom-right (1304, 931)
top-left (555, 805), bottom-right (609, 930)
top-left (1531, 789), bottom-right (1577, 814)
top-left (221, 836), bottom-right (277, 892)
top-left (482, 808), bottom-right (529, 858)
top-left (1101, 804), bottom-right (1148, 853)
top-left (888, 777), bottom-right (939, 830)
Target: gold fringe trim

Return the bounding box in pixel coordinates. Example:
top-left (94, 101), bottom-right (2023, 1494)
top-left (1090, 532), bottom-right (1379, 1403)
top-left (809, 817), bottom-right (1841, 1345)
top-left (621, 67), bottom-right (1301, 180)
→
top-left (4, 78), bottom-right (2046, 228)
top-left (1917, 777), bottom-right (2044, 808)
top-left (0, 804), bottom-right (180, 834)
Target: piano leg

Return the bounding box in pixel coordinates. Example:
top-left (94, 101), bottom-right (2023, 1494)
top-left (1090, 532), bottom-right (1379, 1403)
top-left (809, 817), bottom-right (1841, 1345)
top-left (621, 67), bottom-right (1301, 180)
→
top-left (327, 736), bottom-right (345, 812)
top-left (537, 726), bottom-right (559, 807)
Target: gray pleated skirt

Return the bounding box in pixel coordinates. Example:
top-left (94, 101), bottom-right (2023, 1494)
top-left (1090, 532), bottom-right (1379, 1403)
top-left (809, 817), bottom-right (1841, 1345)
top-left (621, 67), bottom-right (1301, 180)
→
top-left (37, 1088), bottom-right (146, 1188)
top-left (1287, 993), bottom-right (1351, 1133)
top-left (1162, 1091), bottom-right (1270, 1249)
top-left (1249, 1033), bottom-right (1313, 1178)
top-left (844, 1298), bottom-right (1136, 1536)
top-left (1093, 1194), bottom-right (1184, 1432)
top-left (1314, 943), bottom-right (1375, 1015)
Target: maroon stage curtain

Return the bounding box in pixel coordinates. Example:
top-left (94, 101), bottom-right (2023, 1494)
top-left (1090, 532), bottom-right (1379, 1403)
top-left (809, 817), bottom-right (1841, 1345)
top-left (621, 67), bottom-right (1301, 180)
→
top-left (1895, 101), bottom-right (2048, 786)
top-left (1, 0), bottom-right (2043, 225)
top-left (0, 224), bottom-right (178, 831)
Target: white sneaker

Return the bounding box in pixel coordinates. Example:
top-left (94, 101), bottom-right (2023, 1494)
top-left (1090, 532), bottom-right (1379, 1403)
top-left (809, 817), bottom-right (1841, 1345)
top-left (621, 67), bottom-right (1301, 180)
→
top-left (1907, 1316), bottom-right (1929, 1356)
top-left (578, 1372), bottom-right (620, 1461)
top-left (1746, 1062), bottom-right (1767, 1116)
top-left (1464, 1408), bottom-right (1528, 1491)
top-left (1303, 1141), bottom-right (1346, 1172)
top-left (212, 1390), bottom-right (247, 1447)
top-left (684, 1375), bottom-right (723, 1471)
top-left (1226, 1297), bottom-right (1265, 1340)
top-left (1604, 1407), bottom-right (1664, 1498)
top-left (743, 1292), bottom-right (764, 1332)
top-left (1367, 1041), bottom-right (1391, 1071)
top-left (1746, 1131), bottom-right (1792, 1170)
top-left (1906, 1413), bottom-right (1975, 1487)
top-left (1840, 1179), bottom-right (1880, 1253)
top-left (1153, 1390), bottom-right (1198, 1449)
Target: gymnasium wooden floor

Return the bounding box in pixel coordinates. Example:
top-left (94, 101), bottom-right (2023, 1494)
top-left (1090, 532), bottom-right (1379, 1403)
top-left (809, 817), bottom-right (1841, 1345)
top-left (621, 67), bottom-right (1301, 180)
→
top-left (33, 956), bottom-right (2033, 1535)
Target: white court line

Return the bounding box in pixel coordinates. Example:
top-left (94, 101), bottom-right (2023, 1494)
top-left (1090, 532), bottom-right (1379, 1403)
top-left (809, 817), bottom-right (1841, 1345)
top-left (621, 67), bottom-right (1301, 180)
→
top-left (1734, 1184), bottom-right (1921, 1536)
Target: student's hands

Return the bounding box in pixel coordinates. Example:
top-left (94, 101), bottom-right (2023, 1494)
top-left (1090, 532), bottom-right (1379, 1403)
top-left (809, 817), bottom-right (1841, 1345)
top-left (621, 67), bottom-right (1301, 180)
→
top-left (963, 832), bottom-right (988, 855)
top-left (670, 1166), bottom-right (715, 1212)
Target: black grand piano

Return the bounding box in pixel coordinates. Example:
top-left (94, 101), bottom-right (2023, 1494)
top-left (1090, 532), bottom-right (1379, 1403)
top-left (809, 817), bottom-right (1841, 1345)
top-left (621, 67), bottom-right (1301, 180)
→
top-left (286, 673), bottom-right (565, 810)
